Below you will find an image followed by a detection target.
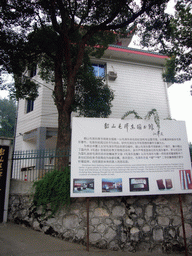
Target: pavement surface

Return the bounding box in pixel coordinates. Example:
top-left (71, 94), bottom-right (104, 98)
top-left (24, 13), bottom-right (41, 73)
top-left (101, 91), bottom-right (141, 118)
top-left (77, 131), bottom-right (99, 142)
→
top-left (0, 222), bottom-right (187, 256)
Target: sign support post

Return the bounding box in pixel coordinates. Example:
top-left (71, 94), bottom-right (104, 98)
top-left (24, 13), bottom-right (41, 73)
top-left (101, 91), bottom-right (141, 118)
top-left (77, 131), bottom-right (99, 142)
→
top-left (86, 197), bottom-right (90, 252)
top-left (179, 194), bottom-right (188, 256)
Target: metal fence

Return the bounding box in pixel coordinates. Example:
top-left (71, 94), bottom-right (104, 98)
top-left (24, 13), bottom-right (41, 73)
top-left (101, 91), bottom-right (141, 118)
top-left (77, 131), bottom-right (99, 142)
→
top-left (12, 149), bottom-right (70, 182)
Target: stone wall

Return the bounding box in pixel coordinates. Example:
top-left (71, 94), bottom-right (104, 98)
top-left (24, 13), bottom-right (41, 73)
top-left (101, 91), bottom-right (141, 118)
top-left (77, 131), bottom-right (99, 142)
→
top-left (8, 179), bottom-right (192, 254)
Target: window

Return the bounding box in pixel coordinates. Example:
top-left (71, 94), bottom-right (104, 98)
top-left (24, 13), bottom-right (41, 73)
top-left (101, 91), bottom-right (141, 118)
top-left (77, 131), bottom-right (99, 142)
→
top-left (29, 64), bottom-right (37, 78)
top-left (26, 99), bottom-right (34, 113)
top-left (92, 63), bottom-right (106, 77)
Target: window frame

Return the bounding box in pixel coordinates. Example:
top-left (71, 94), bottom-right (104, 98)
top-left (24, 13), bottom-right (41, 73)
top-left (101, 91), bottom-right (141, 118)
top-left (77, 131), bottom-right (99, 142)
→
top-left (28, 64), bottom-right (37, 78)
top-left (26, 99), bottom-right (34, 113)
top-left (92, 63), bottom-right (106, 78)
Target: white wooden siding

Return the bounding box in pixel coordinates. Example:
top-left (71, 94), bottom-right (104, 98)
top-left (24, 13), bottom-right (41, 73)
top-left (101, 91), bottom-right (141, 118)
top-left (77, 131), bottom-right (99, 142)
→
top-left (107, 60), bottom-right (170, 119)
top-left (14, 72), bottom-right (58, 151)
top-left (40, 82), bottom-right (58, 127)
top-left (14, 53), bottom-right (170, 152)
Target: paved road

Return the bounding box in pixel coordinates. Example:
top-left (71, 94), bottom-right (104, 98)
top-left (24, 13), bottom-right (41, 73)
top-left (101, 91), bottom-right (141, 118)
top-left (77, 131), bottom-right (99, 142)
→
top-left (0, 222), bottom-right (186, 256)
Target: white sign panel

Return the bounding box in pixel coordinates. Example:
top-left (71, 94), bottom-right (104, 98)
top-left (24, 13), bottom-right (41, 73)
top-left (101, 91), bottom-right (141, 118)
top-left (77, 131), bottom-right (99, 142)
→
top-left (71, 117), bottom-right (192, 197)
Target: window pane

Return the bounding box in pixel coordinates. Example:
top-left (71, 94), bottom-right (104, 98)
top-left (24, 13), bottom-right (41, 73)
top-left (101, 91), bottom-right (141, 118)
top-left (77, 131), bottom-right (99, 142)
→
top-left (26, 100), bottom-right (34, 113)
top-left (92, 63), bottom-right (105, 77)
top-left (92, 64), bottom-right (99, 77)
top-left (99, 64), bottom-right (105, 77)
top-left (30, 64), bottom-right (37, 77)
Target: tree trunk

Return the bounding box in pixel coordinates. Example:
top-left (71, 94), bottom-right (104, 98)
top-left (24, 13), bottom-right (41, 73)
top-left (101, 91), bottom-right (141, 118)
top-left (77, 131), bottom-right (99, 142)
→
top-left (54, 42), bottom-right (72, 170)
top-left (54, 36), bottom-right (86, 170)
top-left (56, 106), bottom-right (71, 170)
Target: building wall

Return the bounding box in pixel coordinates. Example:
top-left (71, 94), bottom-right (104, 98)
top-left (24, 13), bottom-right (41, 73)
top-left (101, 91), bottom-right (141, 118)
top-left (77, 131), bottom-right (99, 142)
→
top-left (39, 82), bottom-right (58, 128)
top-left (14, 73), bottom-right (57, 151)
top-left (14, 53), bottom-right (170, 152)
top-left (106, 59), bottom-right (170, 119)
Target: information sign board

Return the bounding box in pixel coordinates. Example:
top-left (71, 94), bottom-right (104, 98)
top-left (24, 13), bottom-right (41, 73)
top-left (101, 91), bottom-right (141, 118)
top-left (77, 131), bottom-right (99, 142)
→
top-left (71, 118), bottom-right (192, 197)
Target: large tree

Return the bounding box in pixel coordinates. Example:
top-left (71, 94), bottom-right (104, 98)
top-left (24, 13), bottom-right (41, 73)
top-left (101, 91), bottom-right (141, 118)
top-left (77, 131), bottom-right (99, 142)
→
top-left (1, 0), bottom-right (172, 167)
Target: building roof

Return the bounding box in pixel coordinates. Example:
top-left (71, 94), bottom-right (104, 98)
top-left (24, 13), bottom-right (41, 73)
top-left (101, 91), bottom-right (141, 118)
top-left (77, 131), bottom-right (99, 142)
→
top-left (104, 45), bottom-right (168, 66)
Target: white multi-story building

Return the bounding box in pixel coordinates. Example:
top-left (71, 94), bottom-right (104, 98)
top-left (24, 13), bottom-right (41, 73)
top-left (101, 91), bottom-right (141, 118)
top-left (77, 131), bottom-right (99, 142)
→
top-left (14, 44), bottom-right (171, 153)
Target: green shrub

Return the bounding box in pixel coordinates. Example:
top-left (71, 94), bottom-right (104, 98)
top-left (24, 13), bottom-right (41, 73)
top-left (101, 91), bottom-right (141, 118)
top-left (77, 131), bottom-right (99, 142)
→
top-left (33, 166), bottom-right (70, 217)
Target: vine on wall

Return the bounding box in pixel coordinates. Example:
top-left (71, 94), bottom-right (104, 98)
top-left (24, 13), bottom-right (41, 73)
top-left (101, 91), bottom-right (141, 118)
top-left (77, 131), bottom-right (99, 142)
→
top-left (122, 108), bottom-right (160, 132)
top-left (32, 166), bottom-right (70, 217)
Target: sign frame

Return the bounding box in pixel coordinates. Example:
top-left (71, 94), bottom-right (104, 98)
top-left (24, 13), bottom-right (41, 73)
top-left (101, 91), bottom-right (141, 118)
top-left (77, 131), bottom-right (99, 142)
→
top-left (71, 118), bottom-right (192, 198)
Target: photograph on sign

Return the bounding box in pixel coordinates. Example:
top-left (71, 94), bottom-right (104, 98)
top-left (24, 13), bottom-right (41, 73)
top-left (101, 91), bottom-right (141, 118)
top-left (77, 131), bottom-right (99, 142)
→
top-left (129, 178), bottom-right (149, 192)
top-left (73, 179), bottom-right (94, 193)
top-left (102, 178), bottom-right (122, 193)
top-left (179, 170), bottom-right (192, 190)
top-left (70, 117), bottom-right (192, 197)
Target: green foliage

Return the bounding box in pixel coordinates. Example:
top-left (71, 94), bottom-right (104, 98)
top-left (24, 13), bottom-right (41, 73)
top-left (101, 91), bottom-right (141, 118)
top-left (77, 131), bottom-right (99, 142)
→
top-left (0, 0), bottom-right (172, 96)
top-left (33, 167), bottom-right (70, 217)
top-left (122, 109), bottom-right (160, 131)
top-left (9, 75), bottom-right (39, 100)
top-left (138, 0), bottom-right (192, 83)
top-left (121, 110), bottom-right (142, 120)
top-left (145, 109), bottom-right (160, 131)
top-left (0, 97), bottom-right (16, 137)
top-left (38, 44), bottom-right (114, 118)
top-left (0, 28), bottom-right (40, 100)
top-left (1, 0), bottom-right (176, 153)
top-left (162, 57), bottom-right (176, 84)
top-left (0, 67), bottom-right (14, 90)
top-left (73, 56), bottom-right (114, 117)
top-left (168, 0), bottom-right (192, 83)
top-left (77, 81), bottom-right (114, 118)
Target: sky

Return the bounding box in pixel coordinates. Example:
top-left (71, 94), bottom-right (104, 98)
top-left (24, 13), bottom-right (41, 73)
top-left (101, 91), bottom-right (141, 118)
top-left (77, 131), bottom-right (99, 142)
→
top-left (166, 0), bottom-right (192, 144)
top-left (168, 81), bottom-right (192, 143)
top-left (160, 0), bottom-right (192, 144)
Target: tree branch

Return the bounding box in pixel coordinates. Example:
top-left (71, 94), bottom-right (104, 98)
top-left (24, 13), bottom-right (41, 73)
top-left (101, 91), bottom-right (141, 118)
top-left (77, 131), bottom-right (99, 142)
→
top-left (77, 0), bottom-right (94, 28)
top-left (50, 0), bottom-right (62, 34)
top-left (89, 0), bottom-right (161, 31)
top-left (57, 0), bottom-right (70, 32)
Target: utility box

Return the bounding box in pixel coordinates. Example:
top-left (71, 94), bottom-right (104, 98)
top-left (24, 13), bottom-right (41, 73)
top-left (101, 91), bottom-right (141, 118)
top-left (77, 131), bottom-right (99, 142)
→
top-left (108, 71), bottom-right (117, 81)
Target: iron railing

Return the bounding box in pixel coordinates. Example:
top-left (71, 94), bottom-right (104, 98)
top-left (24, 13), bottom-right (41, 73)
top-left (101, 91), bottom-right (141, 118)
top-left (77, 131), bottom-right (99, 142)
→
top-left (12, 149), bottom-right (70, 181)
